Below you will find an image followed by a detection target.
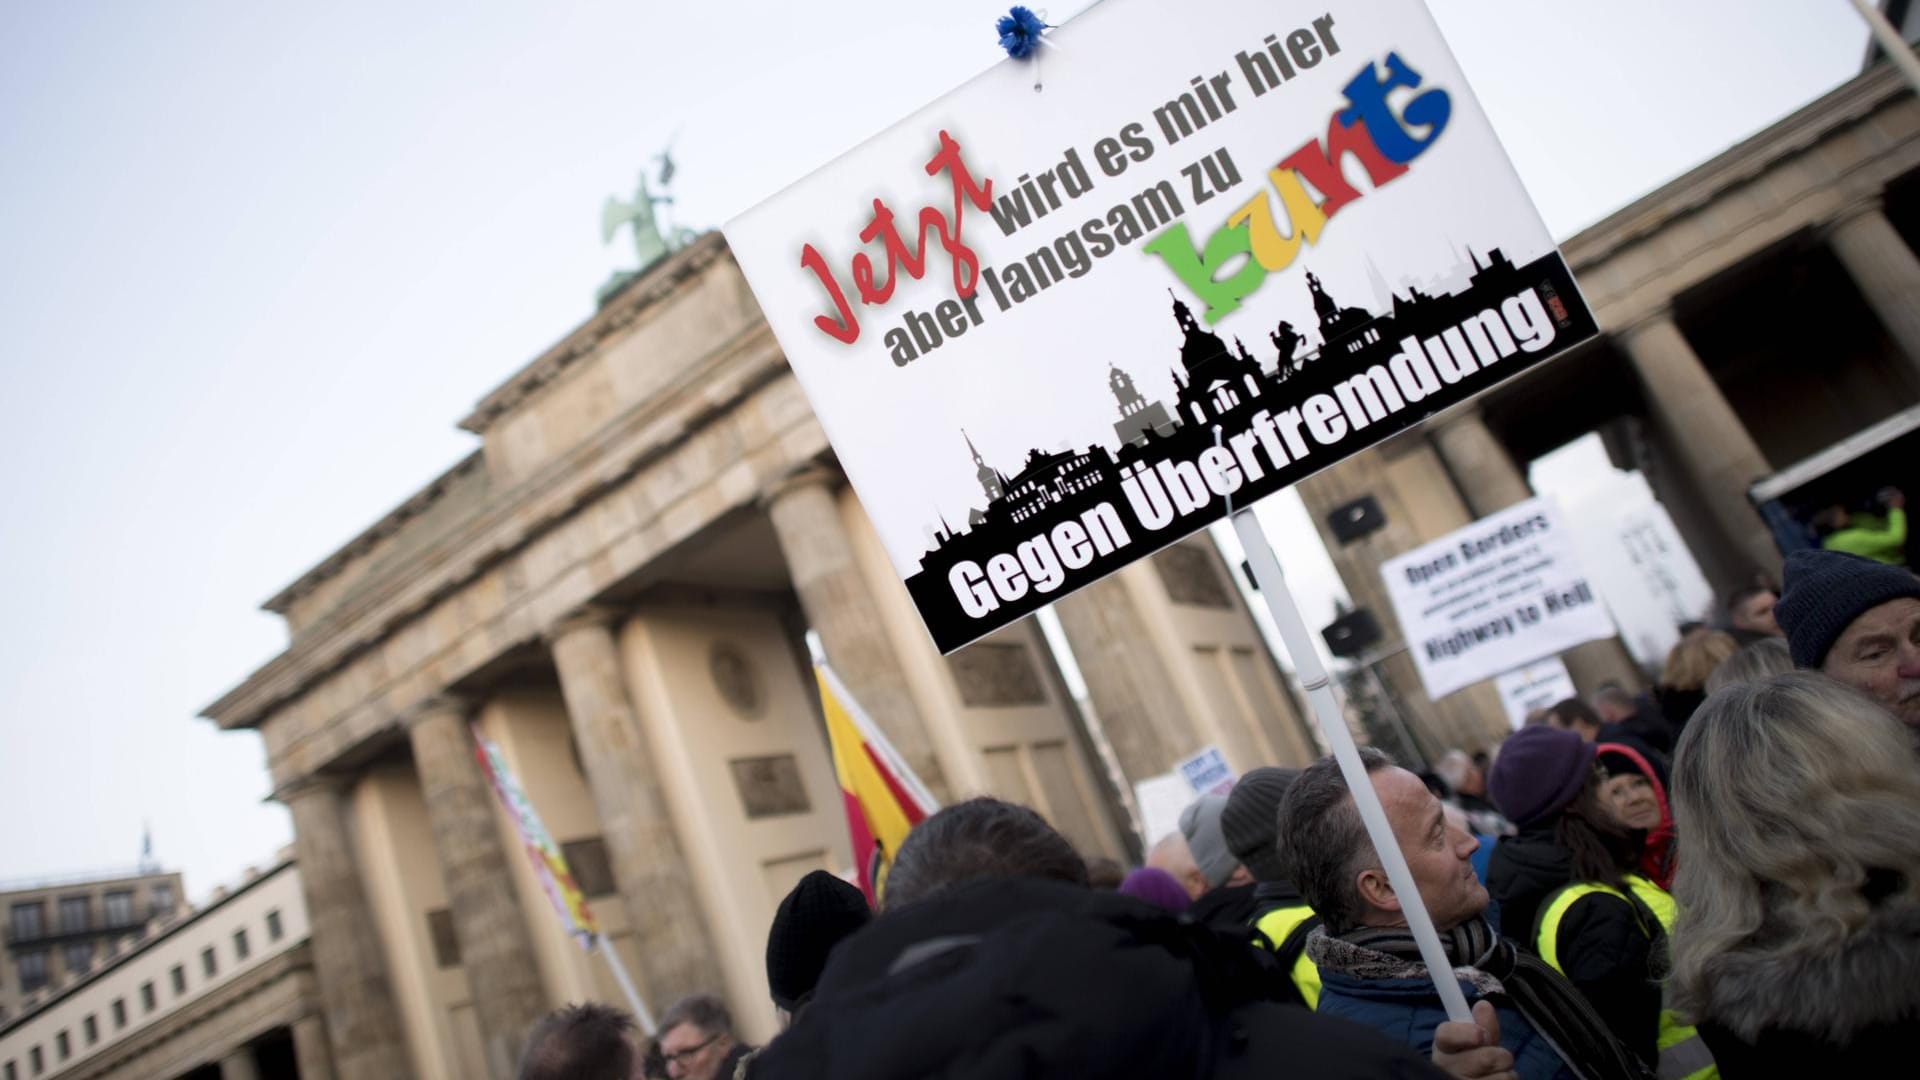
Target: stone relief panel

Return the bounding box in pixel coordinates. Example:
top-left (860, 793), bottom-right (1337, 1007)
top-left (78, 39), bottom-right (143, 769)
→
top-left (946, 642), bottom-right (1048, 707)
top-left (709, 640), bottom-right (765, 718)
top-left (729, 754), bottom-right (811, 819)
top-left (1154, 542), bottom-right (1234, 608)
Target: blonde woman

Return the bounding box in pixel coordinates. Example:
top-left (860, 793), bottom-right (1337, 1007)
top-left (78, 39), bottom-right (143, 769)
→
top-left (1655, 630), bottom-right (1739, 735)
top-left (1670, 673), bottom-right (1920, 1075)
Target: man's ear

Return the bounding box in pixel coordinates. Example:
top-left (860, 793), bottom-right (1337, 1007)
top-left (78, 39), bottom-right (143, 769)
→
top-left (1355, 865), bottom-right (1398, 915)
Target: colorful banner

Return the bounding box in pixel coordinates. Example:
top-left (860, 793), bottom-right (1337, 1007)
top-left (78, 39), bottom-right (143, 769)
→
top-left (725, 0), bottom-right (1599, 652)
top-left (1381, 497), bottom-right (1618, 700)
top-left (472, 725), bottom-right (599, 945)
top-left (817, 663), bottom-right (939, 904)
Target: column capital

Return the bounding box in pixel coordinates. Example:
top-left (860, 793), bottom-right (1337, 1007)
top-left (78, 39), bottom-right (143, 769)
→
top-left (400, 692), bottom-right (474, 731)
top-left (1824, 190), bottom-right (1886, 234)
top-left (546, 603), bottom-right (624, 644)
top-left (271, 771), bottom-right (350, 806)
top-left (757, 461), bottom-right (842, 508)
top-left (1610, 301), bottom-right (1677, 341)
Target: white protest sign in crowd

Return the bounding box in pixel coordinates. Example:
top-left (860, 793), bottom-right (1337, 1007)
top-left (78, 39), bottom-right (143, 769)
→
top-left (725, 0), bottom-right (1601, 653)
top-left (1495, 658), bottom-right (1578, 729)
top-left (1382, 497), bottom-right (1618, 701)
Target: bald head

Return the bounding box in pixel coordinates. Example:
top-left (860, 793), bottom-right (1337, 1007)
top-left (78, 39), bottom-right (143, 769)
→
top-left (1146, 832), bottom-right (1206, 900)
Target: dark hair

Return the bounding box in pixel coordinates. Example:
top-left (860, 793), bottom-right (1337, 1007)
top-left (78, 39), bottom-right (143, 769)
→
top-left (1549, 696), bottom-right (1606, 732)
top-left (657, 993), bottom-right (734, 1042)
top-left (1083, 855), bottom-right (1126, 890)
top-left (883, 796), bottom-right (1088, 908)
top-left (518, 1003), bottom-right (636, 1080)
top-left (1553, 771), bottom-right (1640, 890)
top-left (1278, 748), bottom-right (1394, 934)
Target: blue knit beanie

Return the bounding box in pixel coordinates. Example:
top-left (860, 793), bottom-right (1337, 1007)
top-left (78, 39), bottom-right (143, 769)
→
top-left (1774, 550), bottom-right (1920, 668)
top-left (1488, 726), bottom-right (1593, 829)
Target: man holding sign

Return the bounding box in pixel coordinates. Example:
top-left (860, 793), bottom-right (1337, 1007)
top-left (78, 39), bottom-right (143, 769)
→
top-left (1282, 749), bottom-right (1655, 1080)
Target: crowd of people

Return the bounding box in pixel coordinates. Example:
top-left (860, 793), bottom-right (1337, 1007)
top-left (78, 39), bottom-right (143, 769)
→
top-left (515, 549), bottom-right (1920, 1080)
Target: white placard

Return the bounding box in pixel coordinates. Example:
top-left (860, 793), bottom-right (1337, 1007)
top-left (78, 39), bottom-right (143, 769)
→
top-left (1382, 497), bottom-right (1616, 700)
top-left (1494, 659), bottom-right (1577, 730)
top-left (725, 0), bottom-right (1599, 652)
top-left (1133, 772), bottom-right (1195, 848)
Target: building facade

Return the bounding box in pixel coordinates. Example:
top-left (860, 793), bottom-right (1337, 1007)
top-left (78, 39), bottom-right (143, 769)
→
top-left (0, 860), bottom-right (327, 1080)
top-left (200, 56), bottom-right (1920, 1080)
top-left (3, 871), bottom-right (184, 1026)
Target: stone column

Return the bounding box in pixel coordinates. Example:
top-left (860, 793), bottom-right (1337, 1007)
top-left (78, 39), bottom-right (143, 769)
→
top-left (277, 777), bottom-right (410, 1080)
top-left (1430, 410), bottom-right (1644, 693)
top-left (220, 1048), bottom-right (261, 1080)
top-left (1051, 573), bottom-right (1205, 781)
top-left (1828, 196), bottom-right (1920, 381)
top-left (292, 1013), bottom-right (335, 1080)
top-left (1618, 312), bottom-right (1779, 579)
top-left (548, 610), bottom-right (722, 1007)
top-left (762, 465), bottom-right (951, 798)
top-left (405, 696), bottom-right (549, 1080)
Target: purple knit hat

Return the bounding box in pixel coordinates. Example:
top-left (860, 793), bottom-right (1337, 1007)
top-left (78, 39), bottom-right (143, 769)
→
top-left (1118, 867), bottom-right (1191, 913)
top-left (1488, 726), bottom-right (1594, 829)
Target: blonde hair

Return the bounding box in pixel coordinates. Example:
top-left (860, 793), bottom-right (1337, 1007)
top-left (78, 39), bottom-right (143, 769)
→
top-left (1668, 673), bottom-right (1920, 1031)
top-left (1660, 629), bottom-right (1739, 691)
top-left (1703, 636), bottom-right (1793, 694)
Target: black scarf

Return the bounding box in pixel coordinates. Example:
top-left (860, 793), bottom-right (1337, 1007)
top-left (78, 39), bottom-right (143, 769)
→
top-left (1314, 919), bottom-right (1656, 1080)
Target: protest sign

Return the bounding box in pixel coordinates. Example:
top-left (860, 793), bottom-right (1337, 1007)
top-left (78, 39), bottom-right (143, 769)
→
top-left (1495, 658), bottom-right (1578, 729)
top-left (1381, 497), bottom-right (1616, 700)
top-left (725, 0), bottom-right (1599, 653)
top-left (1133, 772), bottom-right (1194, 847)
top-left (1176, 745), bottom-right (1235, 796)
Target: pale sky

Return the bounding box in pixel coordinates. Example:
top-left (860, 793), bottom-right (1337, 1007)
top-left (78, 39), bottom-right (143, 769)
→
top-left (0, 1), bottom-right (1873, 900)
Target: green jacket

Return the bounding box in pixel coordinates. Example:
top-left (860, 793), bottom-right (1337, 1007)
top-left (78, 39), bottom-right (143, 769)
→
top-left (1823, 507), bottom-right (1906, 565)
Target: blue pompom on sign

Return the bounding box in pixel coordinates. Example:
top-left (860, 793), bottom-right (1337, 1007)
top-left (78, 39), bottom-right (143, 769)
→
top-left (996, 6), bottom-right (1050, 59)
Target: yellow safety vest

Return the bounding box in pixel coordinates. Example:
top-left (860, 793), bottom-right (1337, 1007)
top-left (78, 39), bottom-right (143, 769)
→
top-left (1251, 904), bottom-right (1322, 1009)
top-left (1536, 874), bottom-right (1716, 1080)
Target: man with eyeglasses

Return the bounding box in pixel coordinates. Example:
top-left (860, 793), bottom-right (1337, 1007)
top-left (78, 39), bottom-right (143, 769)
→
top-left (656, 993), bottom-right (753, 1080)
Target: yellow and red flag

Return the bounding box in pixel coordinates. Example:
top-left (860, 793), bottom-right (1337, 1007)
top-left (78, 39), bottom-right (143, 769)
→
top-left (817, 662), bottom-right (940, 905)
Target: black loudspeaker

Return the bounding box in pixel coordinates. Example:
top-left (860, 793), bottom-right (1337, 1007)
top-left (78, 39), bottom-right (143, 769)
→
top-left (1322, 608), bottom-right (1383, 659)
top-left (1327, 495), bottom-right (1386, 544)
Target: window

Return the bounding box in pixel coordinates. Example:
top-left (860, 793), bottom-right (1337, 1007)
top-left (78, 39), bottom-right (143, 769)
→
top-left (5, 1060), bottom-right (14, 1080)
top-left (169, 964), bottom-right (185, 996)
top-left (233, 928), bottom-right (250, 961)
top-left (10, 903), bottom-right (43, 942)
top-left (201, 947), bottom-right (217, 978)
top-left (63, 942), bottom-right (91, 976)
top-left (58, 897), bottom-right (89, 934)
top-left (265, 909), bottom-right (283, 942)
top-left (53, 1033), bottom-right (66, 1062)
top-left (103, 892), bottom-right (133, 928)
top-left (426, 908), bottom-right (461, 969)
top-left (140, 981), bottom-right (155, 1012)
top-left (17, 951), bottom-right (48, 993)
top-left (112, 998), bottom-right (126, 1028)
top-left (82, 1015), bottom-right (97, 1046)
top-left (150, 883), bottom-right (174, 916)
top-left (29, 1047), bottom-right (41, 1077)
top-left (561, 837), bottom-right (617, 898)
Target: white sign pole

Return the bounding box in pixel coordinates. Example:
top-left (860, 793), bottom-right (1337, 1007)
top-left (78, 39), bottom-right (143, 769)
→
top-left (1849, 0), bottom-right (1920, 97)
top-left (1231, 506), bottom-right (1473, 1023)
top-left (593, 932), bottom-right (657, 1036)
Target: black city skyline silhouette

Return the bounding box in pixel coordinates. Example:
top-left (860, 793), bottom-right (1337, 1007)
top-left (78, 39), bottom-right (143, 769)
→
top-left (903, 242), bottom-right (1597, 654)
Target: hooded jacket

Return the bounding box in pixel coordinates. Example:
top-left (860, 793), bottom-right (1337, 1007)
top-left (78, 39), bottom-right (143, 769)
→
top-left (1595, 741), bottom-right (1675, 890)
top-left (750, 878), bottom-right (1444, 1080)
top-left (1486, 828), bottom-right (1662, 1067)
top-left (1691, 888), bottom-right (1920, 1077)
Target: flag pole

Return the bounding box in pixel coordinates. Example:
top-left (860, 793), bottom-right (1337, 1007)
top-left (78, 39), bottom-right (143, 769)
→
top-left (1230, 505), bottom-right (1474, 1023)
top-left (592, 932), bottom-right (657, 1036)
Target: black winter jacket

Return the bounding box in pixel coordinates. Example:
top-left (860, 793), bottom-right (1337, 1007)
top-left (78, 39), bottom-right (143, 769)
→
top-left (750, 879), bottom-right (1444, 1080)
top-left (1485, 828), bottom-right (1662, 1067)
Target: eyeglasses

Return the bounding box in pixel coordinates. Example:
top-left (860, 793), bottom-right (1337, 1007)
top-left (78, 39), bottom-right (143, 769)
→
top-left (661, 1034), bottom-right (720, 1067)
